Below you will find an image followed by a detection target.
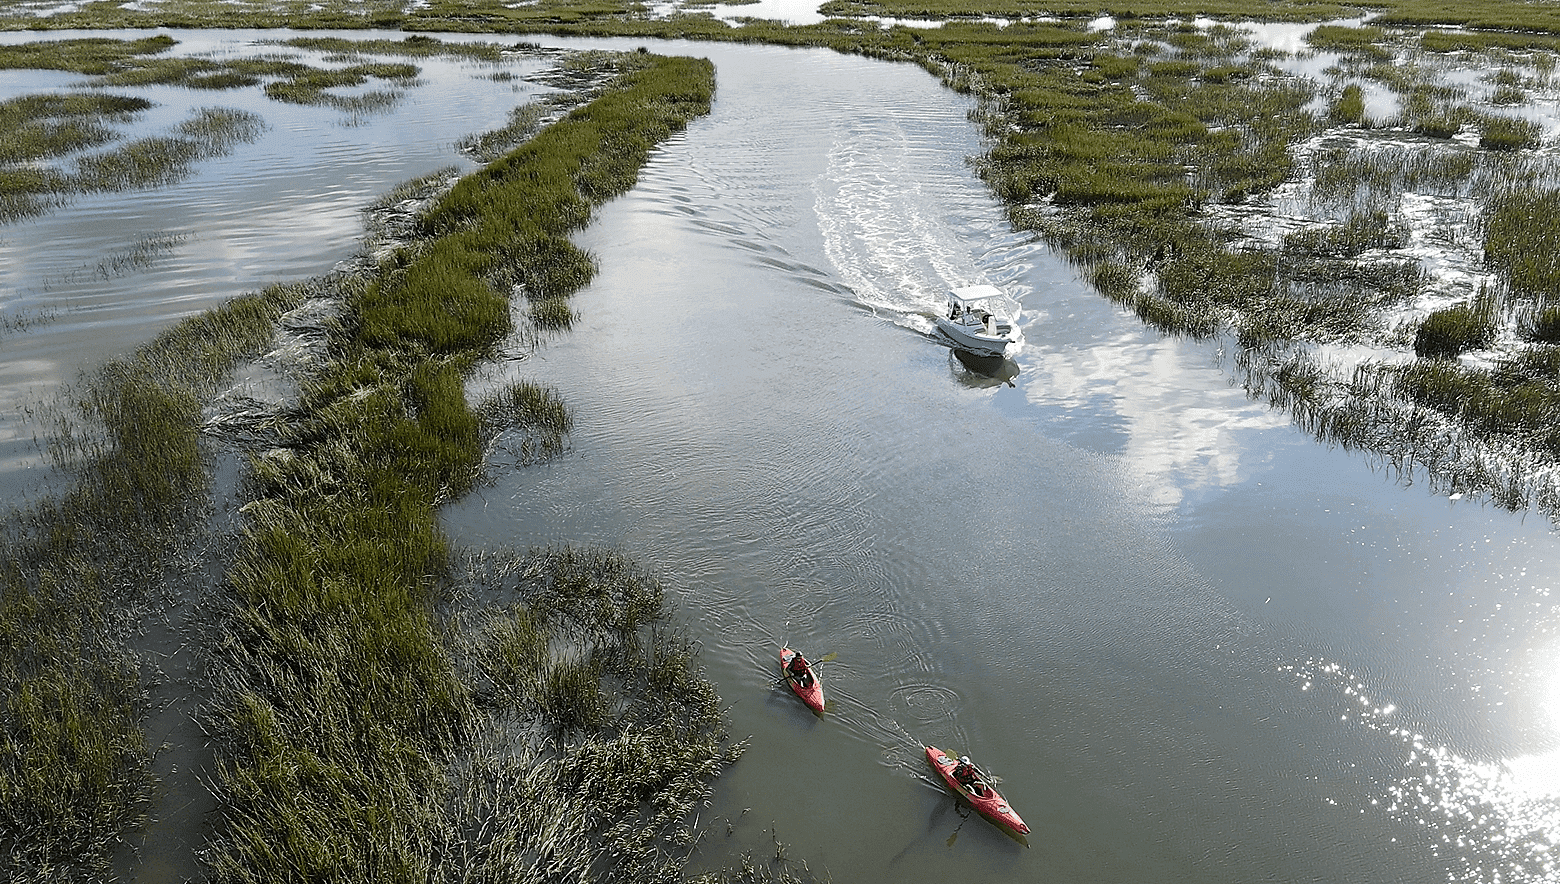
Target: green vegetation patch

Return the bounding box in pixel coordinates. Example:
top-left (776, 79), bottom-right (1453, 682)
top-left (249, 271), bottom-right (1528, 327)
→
top-left (1389, 352), bottom-right (1560, 457)
top-left (202, 51), bottom-right (719, 882)
top-left (1328, 82), bottom-right (1367, 125)
top-left (0, 34), bottom-right (177, 74)
top-left (476, 380), bottom-right (575, 464)
top-left (426, 546), bottom-right (743, 881)
top-left (0, 97), bottom-right (265, 223)
top-left (1421, 29), bottom-right (1560, 54)
top-left (1479, 114), bottom-right (1541, 151)
top-left (1306, 24), bottom-right (1392, 60)
top-left (71, 107), bottom-right (266, 193)
top-left (261, 61), bottom-right (418, 107)
top-left (1485, 187), bottom-right (1560, 301)
top-left (808, 0), bottom-right (1353, 22)
top-left (1414, 295), bottom-right (1497, 358)
top-left (0, 92), bottom-right (148, 162)
top-left (278, 33), bottom-right (512, 61)
top-left (457, 100), bottom-right (547, 163)
top-left (0, 280), bottom-right (312, 878)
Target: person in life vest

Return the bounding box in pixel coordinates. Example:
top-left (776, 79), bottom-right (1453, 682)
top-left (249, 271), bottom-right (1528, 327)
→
top-left (952, 756), bottom-right (987, 797)
top-left (786, 653), bottom-right (812, 688)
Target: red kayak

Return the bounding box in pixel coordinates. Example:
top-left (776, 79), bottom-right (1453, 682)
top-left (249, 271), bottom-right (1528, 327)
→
top-left (925, 745), bottom-right (1030, 835)
top-left (779, 647), bottom-right (824, 713)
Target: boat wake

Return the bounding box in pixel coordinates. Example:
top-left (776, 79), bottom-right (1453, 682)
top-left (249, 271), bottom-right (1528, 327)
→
top-left (813, 114), bottom-right (1025, 345)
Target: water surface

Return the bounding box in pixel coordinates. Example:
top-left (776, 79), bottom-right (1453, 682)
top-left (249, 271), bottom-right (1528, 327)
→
top-left (0, 28), bottom-right (554, 498)
top-left (438, 37), bottom-right (1560, 884)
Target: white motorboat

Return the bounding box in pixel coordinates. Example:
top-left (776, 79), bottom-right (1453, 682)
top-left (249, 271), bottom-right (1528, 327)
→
top-left (934, 284), bottom-right (1019, 357)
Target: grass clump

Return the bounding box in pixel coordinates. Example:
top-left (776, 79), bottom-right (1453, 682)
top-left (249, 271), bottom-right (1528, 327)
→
top-left (476, 380), bottom-right (575, 465)
top-left (1479, 114), bottom-right (1542, 151)
top-left (0, 93), bottom-right (149, 163)
top-left (1485, 188), bottom-right (1560, 300)
top-left (441, 546), bottom-right (741, 882)
top-left (1, 95), bottom-right (264, 224)
top-left (1307, 24), bottom-right (1392, 60)
top-left (0, 91), bottom-right (155, 223)
top-left (1414, 293), bottom-right (1497, 358)
top-left (1525, 306), bottom-right (1560, 343)
top-left (1389, 356), bottom-right (1560, 457)
top-left (0, 35), bottom-right (178, 75)
top-left (1284, 210), bottom-right (1406, 258)
top-left (457, 101), bottom-right (548, 163)
top-left (261, 62), bottom-right (418, 109)
top-left (280, 34), bottom-right (511, 62)
top-left (1328, 83), bottom-right (1367, 125)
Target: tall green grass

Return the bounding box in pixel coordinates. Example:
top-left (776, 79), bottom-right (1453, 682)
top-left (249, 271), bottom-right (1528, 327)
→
top-left (438, 546), bottom-right (742, 881)
top-left (0, 280), bottom-right (310, 880)
top-left (476, 380), bottom-right (575, 464)
top-left (1388, 355), bottom-right (1560, 456)
top-left (1485, 187), bottom-right (1560, 300)
top-left (0, 34), bottom-right (178, 74)
top-left (203, 52), bottom-right (718, 882)
top-left (1328, 83), bottom-right (1367, 125)
top-left (1414, 292), bottom-right (1497, 358)
top-left (1307, 24), bottom-right (1392, 60)
top-left (0, 93), bottom-right (148, 163)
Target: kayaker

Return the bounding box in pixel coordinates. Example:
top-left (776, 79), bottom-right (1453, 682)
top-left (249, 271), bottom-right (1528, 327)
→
top-left (786, 653), bottom-right (812, 688)
top-left (953, 756), bottom-right (986, 795)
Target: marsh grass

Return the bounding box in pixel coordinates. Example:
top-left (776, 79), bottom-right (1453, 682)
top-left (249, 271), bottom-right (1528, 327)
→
top-left (0, 93), bottom-right (149, 163)
top-left (436, 546), bottom-right (742, 882)
top-left (476, 380), bottom-right (575, 465)
top-left (72, 134), bottom-right (206, 191)
top-left (1491, 83), bottom-right (1526, 106)
top-left (1309, 145), bottom-right (1479, 209)
top-left (1329, 83), bottom-right (1367, 126)
top-left (1390, 356), bottom-right (1560, 456)
top-left (1284, 209), bottom-right (1408, 258)
top-left (261, 62), bottom-right (417, 108)
top-left (1524, 306), bottom-right (1560, 343)
top-left (0, 34), bottom-right (178, 74)
top-left (278, 34), bottom-right (513, 62)
top-left (1485, 187), bottom-right (1560, 300)
top-left (1414, 291), bottom-right (1497, 357)
top-left (1, 97), bottom-right (264, 223)
top-left (177, 107), bottom-right (267, 150)
top-left (0, 277), bottom-right (309, 879)
top-left (1479, 113), bottom-right (1542, 151)
top-left (1307, 24), bottom-right (1392, 61)
top-left (0, 92), bottom-right (149, 222)
top-left (457, 100), bottom-right (547, 163)
top-left (201, 51), bottom-right (720, 882)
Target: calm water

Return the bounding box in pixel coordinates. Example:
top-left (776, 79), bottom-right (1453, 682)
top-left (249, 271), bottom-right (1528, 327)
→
top-left (5, 29), bottom-right (1560, 884)
top-left (0, 28), bottom-right (554, 499)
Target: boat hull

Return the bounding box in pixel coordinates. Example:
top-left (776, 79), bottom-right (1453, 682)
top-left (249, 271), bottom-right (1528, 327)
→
top-left (934, 317), bottom-right (1013, 357)
top-left (925, 745), bottom-right (1030, 835)
top-left (780, 647), bottom-right (824, 713)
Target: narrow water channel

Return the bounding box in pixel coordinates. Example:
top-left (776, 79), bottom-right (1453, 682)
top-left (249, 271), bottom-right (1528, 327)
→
top-left (3, 28), bottom-right (1559, 883)
top-left (444, 37), bottom-right (1560, 884)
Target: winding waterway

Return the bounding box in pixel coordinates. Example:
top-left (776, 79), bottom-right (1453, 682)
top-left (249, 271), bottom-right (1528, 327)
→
top-left (4, 29), bottom-right (1560, 884)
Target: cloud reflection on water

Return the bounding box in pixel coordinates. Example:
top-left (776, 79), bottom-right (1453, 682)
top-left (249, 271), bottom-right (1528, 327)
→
top-left (1020, 330), bottom-right (1290, 509)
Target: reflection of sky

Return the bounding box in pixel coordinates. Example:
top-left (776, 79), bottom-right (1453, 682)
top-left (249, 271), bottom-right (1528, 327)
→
top-left (1022, 328), bottom-right (1290, 510)
top-left (0, 28), bottom-right (554, 501)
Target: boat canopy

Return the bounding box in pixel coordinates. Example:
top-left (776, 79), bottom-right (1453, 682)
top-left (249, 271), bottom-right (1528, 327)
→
top-left (947, 284), bottom-right (1005, 305)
